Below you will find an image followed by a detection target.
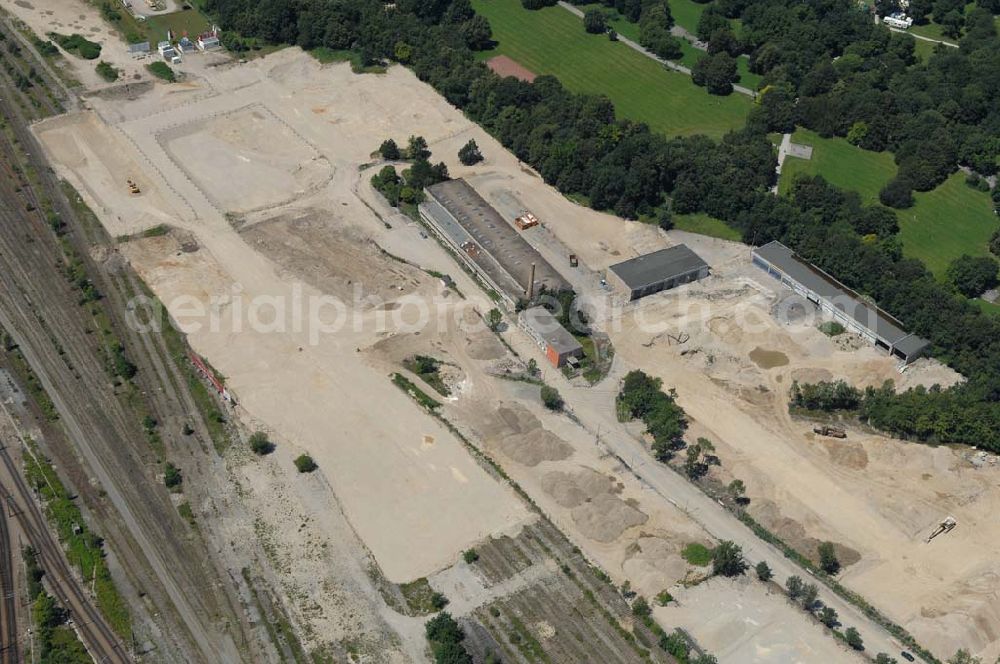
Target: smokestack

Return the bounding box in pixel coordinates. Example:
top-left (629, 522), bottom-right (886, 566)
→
top-left (527, 263), bottom-right (536, 300)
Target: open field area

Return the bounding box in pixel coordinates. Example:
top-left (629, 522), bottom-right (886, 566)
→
top-left (779, 129), bottom-right (1000, 279)
top-left (21, 0), bottom-right (1000, 652)
top-left (472, 0), bottom-right (749, 139)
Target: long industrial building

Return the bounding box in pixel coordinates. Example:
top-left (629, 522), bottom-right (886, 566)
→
top-left (419, 179), bottom-right (569, 306)
top-left (752, 241), bottom-right (929, 364)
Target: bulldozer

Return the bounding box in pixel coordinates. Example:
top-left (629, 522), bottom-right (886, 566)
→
top-left (813, 425), bottom-right (846, 438)
top-left (127, 178), bottom-right (141, 195)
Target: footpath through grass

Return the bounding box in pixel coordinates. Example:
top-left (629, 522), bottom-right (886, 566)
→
top-left (473, 0), bottom-right (749, 140)
top-left (778, 129), bottom-right (1000, 278)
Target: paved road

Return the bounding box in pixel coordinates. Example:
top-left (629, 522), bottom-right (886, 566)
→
top-left (557, 2), bottom-right (756, 98)
top-left (561, 369), bottom-right (905, 661)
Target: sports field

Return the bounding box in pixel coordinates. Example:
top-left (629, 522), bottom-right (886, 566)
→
top-left (779, 129), bottom-right (1000, 279)
top-left (472, 0), bottom-right (750, 139)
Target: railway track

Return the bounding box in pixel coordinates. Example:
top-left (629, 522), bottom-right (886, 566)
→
top-left (0, 420), bottom-right (130, 664)
top-left (0, 479), bottom-right (17, 664)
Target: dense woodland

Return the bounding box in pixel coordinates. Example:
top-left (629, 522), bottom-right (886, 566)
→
top-left (202, 0), bottom-right (1000, 451)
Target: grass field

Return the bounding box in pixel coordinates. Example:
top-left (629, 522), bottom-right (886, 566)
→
top-left (575, 3), bottom-right (761, 88)
top-left (778, 128), bottom-right (896, 202)
top-left (779, 129), bottom-right (1000, 278)
top-left (673, 212), bottom-right (743, 241)
top-left (474, 0), bottom-right (750, 139)
top-left (144, 8), bottom-right (211, 42)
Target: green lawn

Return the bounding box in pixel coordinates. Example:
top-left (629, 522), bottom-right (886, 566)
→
top-left (900, 172), bottom-right (999, 277)
top-left (669, 0), bottom-right (708, 35)
top-left (474, 0), bottom-right (750, 140)
top-left (778, 128), bottom-right (896, 202)
top-left (575, 3), bottom-right (761, 88)
top-left (144, 9), bottom-right (211, 43)
top-left (674, 212), bottom-right (743, 241)
top-left (778, 129), bottom-right (1000, 278)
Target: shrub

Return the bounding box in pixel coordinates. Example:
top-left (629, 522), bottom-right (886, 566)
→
top-left (711, 540), bottom-right (747, 577)
top-left (818, 541), bottom-right (841, 575)
top-left (462, 549), bottom-right (479, 564)
top-left (147, 61), bottom-right (176, 82)
top-left (540, 385), bottom-right (563, 411)
top-left (655, 589), bottom-right (673, 605)
top-left (458, 139), bottom-right (483, 165)
top-left (786, 575), bottom-right (804, 599)
top-left (991, 229), bottom-right (1000, 257)
top-left (755, 560), bottom-right (772, 582)
top-left (631, 596), bottom-right (651, 618)
top-left (818, 321), bottom-right (845, 336)
top-left (294, 454), bottom-right (317, 473)
top-left (521, 0), bottom-right (557, 8)
top-left (95, 61), bottom-right (118, 82)
top-left (249, 431), bottom-right (274, 455)
top-left (430, 592), bottom-right (449, 611)
top-left (844, 626), bottom-right (864, 650)
top-left (163, 462), bottom-right (182, 489)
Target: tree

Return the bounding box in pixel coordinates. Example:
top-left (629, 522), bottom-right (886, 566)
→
top-left (801, 583), bottom-right (819, 610)
top-left (639, 4), bottom-right (682, 60)
top-left (526, 358), bottom-right (539, 376)
top-left (458, 139), bottom-right (483, 165)
top-left (755, 560), bottom-right (772, 582)
top-left (379, 138), bottom-right (400, 160)
top-left (608, 29), bottom-right (618, 41)
top-left (711, 540), bottom-right (747, 577)
top-left (844, 627), bottom-right (864, 651)
top-left (583, 9), bottom-right (608, 34)
top-left (655, 207), bottom-right (673, 231)
top-left (819, 606), bottom-right (838, 627)
top-left (460, 15), bottom-right (492, 50)
top-left (540, 385), bottom-right (563, 411)
top-left (462, 549), bottom-right (479, 563)
top-left (294, 454), bottom-right (317, 473)
top-left (875, 654), bottom-right (899, 664)
top-left (486, 307), bottom-right (502, 331)
top-left (692, 53), bottom-right (738, 95)
top-left (249, 431), bottom-right (274, 455)
top-left (947, 255), bottom-right (999, 298)
top-left (163, 462), bottom-right (182, 488)
top-left (406, 135), bottom-right (430, 160)
top-left (947, 650), bottom-right (983, 664)
top-left (818, 541), bottom-right (841, 575)
top-left (786, 575), bottom-right (804, 600)
top-left (879, 177), bottom-right (914, 209)
top-left (631, 596), bottom-right (651, 618)
top-left (990, 229), bottom-right (1000, 258)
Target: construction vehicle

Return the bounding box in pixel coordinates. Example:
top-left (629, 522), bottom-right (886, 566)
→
top-left (925, 516), bottom-right (957, 543)
top-left (569, 254), bottom-right (578, 267)
top-left (813, 425), bottom-right (846, 438)
top-left (126, 178), bottom-right (140, 195)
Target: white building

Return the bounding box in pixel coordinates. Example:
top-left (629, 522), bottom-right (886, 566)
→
top-left (884, 13), bottom-right (913, 29)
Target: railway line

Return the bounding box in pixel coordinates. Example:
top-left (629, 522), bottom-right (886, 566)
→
top-left (0, 478), bottom-right (17, 664)
top-left (0, 14), bottom-right (261, 663)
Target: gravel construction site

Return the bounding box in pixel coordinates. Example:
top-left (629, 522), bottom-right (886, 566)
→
top-left (25, 25), bottom-right (1000, 663)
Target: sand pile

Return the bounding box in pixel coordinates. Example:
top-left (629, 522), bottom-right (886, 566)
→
top-left (483, 404), bottom-right (573, 466)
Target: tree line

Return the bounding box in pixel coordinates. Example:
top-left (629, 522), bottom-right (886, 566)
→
top-left (200, 0), bottom-right (1000, 452)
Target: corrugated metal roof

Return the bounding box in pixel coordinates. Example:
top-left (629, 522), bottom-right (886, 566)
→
top-left (609, 244), bottom-right (709, 291)
top-left (753, 241), bottom-right (929, 356)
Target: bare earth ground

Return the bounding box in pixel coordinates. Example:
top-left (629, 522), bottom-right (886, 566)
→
top-left (25, 26), bottom-right (999, 661)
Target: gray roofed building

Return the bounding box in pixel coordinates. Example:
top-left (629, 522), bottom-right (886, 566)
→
top-left (607, 244), bottom-right (710, 301)
top-left (519, 306), bottom-right (583, 367)
top-left (421, 179), bottom-right (570, 306)
top-left (751, 240), bottom-right (929, 364)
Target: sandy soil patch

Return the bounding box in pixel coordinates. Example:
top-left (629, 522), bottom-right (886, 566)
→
top-left (609, 246), bottom-right (998, 659)
top-left (159, 105), bottom-right (333, 215)
top-left (486, 55), bottom-right (537, 82)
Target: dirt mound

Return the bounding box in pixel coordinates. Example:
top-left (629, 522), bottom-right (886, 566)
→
top-left (571, 493), bottom-right (648, 543)
top-left (622, 535), bottom-right (689, 594)
top-left (540, 467), bottom-right (618, 508)
top-left (484, 404), bottom-right (573, 466)
top-left (751, 500), bottom-right (861, 570)
top-left (790, 367), bottom-right (833, 384)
